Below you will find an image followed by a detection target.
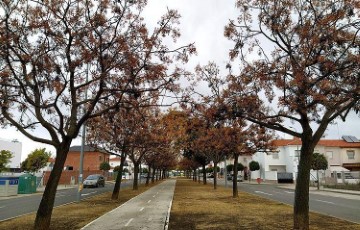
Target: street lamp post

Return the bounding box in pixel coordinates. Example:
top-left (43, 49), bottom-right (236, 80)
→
top-left (76, 64), bottom-right (89, 202)
top-left (224, 159), bottom-right (227, 187)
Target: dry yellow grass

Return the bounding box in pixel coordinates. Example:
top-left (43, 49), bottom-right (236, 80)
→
top-left (169, 179), bottom-right (360, 230)
top-left (0, 182), bottom-right (159, 230)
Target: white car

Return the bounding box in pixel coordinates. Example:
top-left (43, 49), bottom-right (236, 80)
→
top-left (83, 174), bottom-right (105, 188)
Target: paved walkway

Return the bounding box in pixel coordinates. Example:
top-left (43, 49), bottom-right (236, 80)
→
top-left (278, 184), bottom-right (360, 198)
top-left (81, 179), bottom-right (176, 230)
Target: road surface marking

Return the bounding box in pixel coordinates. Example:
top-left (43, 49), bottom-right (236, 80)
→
top-left (153, 195), bottom-right (156, 198)
top-left (140, 207), bottom-right (144, 212)
top-left (56, 194), bottom-right (67, 197)
top-left (148, 200), bottom-right (152, 203)
top-left (255, 191), bottom-right (273, 196)
top-left (0, 206), bottom-right (5, 209)
top-left (156, 192), bottom-right (159, 194)
top-left (315, 199), bottom-right (335, 205)
top-left (125, 218), bottom-right (133, 226)
top-left (81, 191), bottom-right (97, 196)
top-left (284, 191), bottom-right (294, 194)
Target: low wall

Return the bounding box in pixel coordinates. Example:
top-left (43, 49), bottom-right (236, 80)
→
top-left (264, 171), bottom-right (277, 181)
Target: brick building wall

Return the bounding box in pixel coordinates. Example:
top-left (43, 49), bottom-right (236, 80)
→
top-left (64, 150), bottom-right (110, 171)
top-left (42, 146), bottom-right (111, 185)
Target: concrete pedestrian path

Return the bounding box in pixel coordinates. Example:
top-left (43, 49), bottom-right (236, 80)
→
top-left (81, 179), bottom-right (176, 230)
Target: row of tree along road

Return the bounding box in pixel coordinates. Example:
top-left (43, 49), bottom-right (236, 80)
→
top-left (0, 1), bottom-right (358, 230)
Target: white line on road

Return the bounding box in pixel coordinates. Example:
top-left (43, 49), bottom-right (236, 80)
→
top-left (81, 191), bottom-right (97, 196)
top-left (284, 191), bottom-right (294, 194)
top-left (0, 206), bottom-right (5, 209)
top-left (153, 195), bottom-right (156, 198)
top-left (255, 191), bottom-right (273, 196)
top-left (140, 207), bottom-right (144, 212)
top-left (125, 218), bottom-right (133, 227)
top-left (148, 200), bottom-right (152, 203)
top-left (55, 195), bottom-right (67, 197)
top-left (315, 199), bottom-right (335, 205)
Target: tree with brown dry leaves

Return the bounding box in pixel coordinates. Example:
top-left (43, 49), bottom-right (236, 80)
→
top-left (86, 106), bottom-right (135, 200)
top-left (224, 1), bottom-right (359, 229)
top-left (0, 0), bottom-right (195, 229)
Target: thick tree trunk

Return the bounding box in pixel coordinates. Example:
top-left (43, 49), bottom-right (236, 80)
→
top-left (233, 154), bottom-right (239, 198)
top-left (34, 143), bottom-right (71, 230)
top-left (111, 152), bottom-right (127, 200)
top-left (198, 169), bottom-right (201, 183)
top-left (193, 169), bottom-right (197, 181)
top-left (151, 167), bottom-right (155, 183)
top-left (202, 164), bottom-right (207, 185)
top-left (213, 162), bottom-right (218, 190)
top-left (293, 139), bottom-right (314, 230)
top-left (133, 163), bottom-right (139, 190)
top-left (146, 165), bottom-right (151, 186)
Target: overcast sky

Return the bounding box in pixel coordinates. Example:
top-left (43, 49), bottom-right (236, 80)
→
top-left (1, 0), bottom-right (359, 161)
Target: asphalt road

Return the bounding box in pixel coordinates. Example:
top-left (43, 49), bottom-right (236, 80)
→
top-left (211, 178), bottom-right (360, 224)
top-left (0, 180), bottom-right (135, 221)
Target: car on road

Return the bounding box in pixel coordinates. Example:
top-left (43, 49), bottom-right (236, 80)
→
top-left (206, 173), bottom-right (214, 178)
top-left (83, 174), bottom-right (105, 188)
top-left (227, 174), bottom-right (243, 182)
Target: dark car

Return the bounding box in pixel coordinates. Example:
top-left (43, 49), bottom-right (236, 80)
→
top-left (227, 174), bottom-right (243, 182)
top-left (227, 174), bottom-right (233, 181)
top-left (83, 174), bottom-right (105, 188)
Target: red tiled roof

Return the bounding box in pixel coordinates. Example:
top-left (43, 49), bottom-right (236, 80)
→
top-left (272, 139), bottom-right (360, 148)
top-left (109, 157), bottom-right (121, 161)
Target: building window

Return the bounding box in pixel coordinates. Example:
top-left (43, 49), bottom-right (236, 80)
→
top-left (346, 150), bottom-right (355, 160)
top-left (294, 150), bottom-right (300, 158)
top-left (272, 152), bottom-right (279, 159)
top-left (326, 151), bottom-right (333, 159)
top-left (331, 172), bottom-right (342, 179)
top-left (99, 155), bottom-right (103, 161)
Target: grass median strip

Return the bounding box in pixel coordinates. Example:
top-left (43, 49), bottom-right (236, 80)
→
top-left (0, 182), bottom-right (160, 230)
top-left (169, 179), bottom-right (360, 230)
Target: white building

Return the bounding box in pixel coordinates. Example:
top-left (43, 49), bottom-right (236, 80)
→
top-left (109, 156), bottom-right (132, 173)
top-left (218, 155), bottom-right (253, 176)
top-left (0, 138), bottom-right (22, 170)
top-left (252, 136), bottom-right (360, 181)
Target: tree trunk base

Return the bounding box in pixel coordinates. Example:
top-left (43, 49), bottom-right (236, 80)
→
top-left (293, 213), bottom-right (309, 230)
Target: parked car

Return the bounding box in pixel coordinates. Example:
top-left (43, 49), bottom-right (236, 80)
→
top-left (227, 174), bottom-right (233, 181)
top-left (228, 174), bottom-right (243, 182)
top-left (83, 174), bottom-right (105, 188)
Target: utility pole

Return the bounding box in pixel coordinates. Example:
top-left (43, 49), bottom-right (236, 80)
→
top-left (224, 156), bottom-right (227, 188)
top-left (77, 64), bottom-right (89, 202)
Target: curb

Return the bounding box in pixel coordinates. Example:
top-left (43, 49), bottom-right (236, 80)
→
top-left (164, 179), bottom-right (176, 230)
top-left (164, 200), bottom-right (173, 230)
